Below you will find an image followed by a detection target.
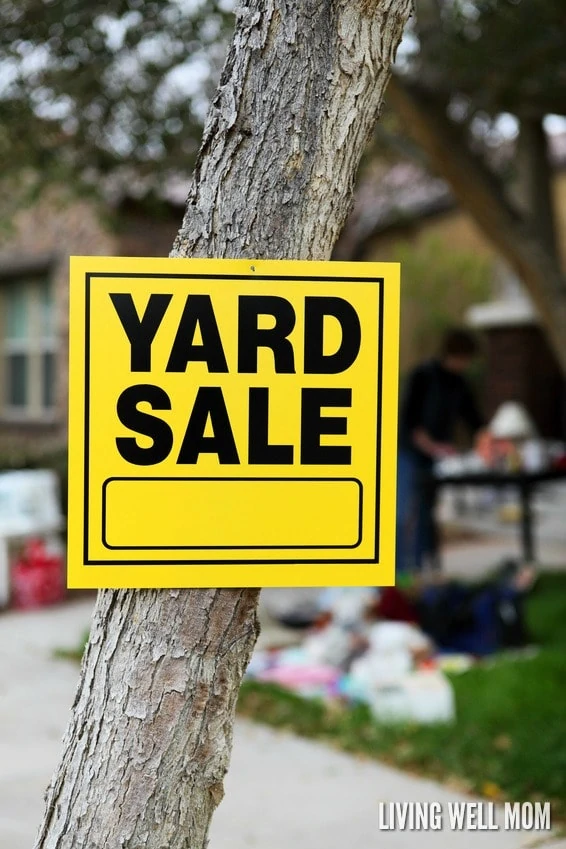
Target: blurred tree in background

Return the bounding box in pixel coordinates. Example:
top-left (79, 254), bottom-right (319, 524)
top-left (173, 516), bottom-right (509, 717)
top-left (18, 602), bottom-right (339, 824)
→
top-left (1, 0), bottom-right (566, 366)
top-left (0, 0), bottom-right (232, 194)
top-left (437, 0), bottom-right (566, 119)
top-left (386, 0), bottom-right (566, 370)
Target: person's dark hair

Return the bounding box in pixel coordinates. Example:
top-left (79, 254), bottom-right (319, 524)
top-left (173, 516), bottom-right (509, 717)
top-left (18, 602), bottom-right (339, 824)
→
top-left (439, 327), bottom-right (479, 359)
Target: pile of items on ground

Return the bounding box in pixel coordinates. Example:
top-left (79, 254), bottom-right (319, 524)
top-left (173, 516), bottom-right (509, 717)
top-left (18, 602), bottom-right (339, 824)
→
top-left (247, 563), bottom-right (534, 724)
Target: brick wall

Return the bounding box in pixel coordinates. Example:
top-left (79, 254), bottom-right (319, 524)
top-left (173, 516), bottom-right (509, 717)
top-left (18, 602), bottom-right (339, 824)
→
top-left (483, 325), bottom-right (566, 439)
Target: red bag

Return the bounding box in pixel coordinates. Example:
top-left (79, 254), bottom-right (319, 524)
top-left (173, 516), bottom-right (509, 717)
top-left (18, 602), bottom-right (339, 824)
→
top-left (11, 539), bottom-right (65, 610)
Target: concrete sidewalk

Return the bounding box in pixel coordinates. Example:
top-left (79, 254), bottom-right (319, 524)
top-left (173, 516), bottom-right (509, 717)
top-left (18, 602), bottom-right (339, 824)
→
top-left (442, 535), bottom-right (566, 578)
top-left (1, 598), bottom-right (563, 849)
top-left (441, 479), bottom-right (566, 576)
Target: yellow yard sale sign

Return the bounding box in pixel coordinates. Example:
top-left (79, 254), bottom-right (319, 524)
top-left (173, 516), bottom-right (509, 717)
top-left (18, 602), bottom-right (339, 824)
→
top-left (67, 256), bottom-right (400, 588)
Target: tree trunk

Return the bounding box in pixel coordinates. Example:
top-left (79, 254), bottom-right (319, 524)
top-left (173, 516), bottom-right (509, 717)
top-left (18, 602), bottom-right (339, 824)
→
top-left (35, 2), bottom-right (411, 848)
top-left (516, 117), bottom-right (558, 261)
top-left (386, 76), bottom-right (566, 374)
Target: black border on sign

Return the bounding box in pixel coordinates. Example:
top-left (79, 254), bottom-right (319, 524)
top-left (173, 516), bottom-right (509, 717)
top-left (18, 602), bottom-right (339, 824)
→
top-left (101, 476), bottom-right (363, 550)
top-left (82, 272), bottom-right (384, 565)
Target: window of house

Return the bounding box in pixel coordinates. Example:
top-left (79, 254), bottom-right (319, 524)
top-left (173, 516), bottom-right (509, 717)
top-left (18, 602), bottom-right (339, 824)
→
top-left (0, 276), bottom-right (57, 419)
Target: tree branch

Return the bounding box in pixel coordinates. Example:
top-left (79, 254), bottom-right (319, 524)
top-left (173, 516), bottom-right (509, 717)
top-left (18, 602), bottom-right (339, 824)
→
top-left (387, 74), bottom-right (566, 373)
top-left (516, 116), bottom-right (559, 261)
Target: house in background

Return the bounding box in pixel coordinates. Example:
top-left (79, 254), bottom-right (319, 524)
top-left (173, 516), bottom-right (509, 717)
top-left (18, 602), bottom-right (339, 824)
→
top-left (0, 188), bottom-right (184, 459)
top-left (463, 262), bottom-right (565, 440)
top-left (1, 134), bottom-right (566, 461)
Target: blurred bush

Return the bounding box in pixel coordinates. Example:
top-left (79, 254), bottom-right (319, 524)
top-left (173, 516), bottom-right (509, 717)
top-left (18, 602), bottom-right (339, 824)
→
top-left (396, 235), bottom-right (492, 372)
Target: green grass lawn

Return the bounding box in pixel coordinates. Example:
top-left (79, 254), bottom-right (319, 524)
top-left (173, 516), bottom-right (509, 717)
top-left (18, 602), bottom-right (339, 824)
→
top-left (237, 573), bottom-right (566, 816)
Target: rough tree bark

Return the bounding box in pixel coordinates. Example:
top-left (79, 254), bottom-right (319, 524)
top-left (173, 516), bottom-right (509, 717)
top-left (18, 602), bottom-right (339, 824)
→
top-left (386, 76), bottom-right (566, 374)
top-left (34, 2), bottom-right (411, 848)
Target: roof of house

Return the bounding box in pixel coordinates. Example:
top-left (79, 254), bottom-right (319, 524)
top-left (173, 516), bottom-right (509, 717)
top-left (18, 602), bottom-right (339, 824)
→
top-left (334, 131), bottom-right (566, 260)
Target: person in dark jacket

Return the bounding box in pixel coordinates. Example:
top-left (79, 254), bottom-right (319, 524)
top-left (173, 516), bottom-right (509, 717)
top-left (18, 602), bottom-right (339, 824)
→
top-left (397, 328), bottom-right (484, 573)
